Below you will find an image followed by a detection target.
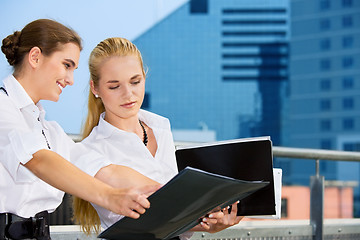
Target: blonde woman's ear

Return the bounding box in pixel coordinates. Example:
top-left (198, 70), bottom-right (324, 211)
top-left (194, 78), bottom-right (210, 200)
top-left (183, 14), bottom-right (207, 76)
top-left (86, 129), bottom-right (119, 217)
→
top-left (90, 80), bottom-right (99, 98)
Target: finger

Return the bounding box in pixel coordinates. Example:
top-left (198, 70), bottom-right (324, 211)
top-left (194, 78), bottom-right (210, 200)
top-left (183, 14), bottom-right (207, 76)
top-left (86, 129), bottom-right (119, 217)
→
top-left (130, 201), bottom-right (147, 215)
top-left (138, 184), bottom-right (161, 197)
top-left (208, 212), bottom-right (224, 219)
top-left (134, 194), bottom-right (151, 209)
top-left (230, 202), bottom-right (238, 217)
top-left (200, 221), bottom-right (210, 230)
top-left (202, 217), bottom-right (217, 225)
top-left (222, 206), bottom-right (230, 215)
top-left (122, 208), bottom-right (140, 219)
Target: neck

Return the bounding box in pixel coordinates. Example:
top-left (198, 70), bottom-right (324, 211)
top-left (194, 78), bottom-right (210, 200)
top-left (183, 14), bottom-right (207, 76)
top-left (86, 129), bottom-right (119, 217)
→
top-left (103, 111), bottom-right (148, 146)
top-left (104, 113), bottom-right (140, 133)
top-left (14, 72), bottom-right (40, 104)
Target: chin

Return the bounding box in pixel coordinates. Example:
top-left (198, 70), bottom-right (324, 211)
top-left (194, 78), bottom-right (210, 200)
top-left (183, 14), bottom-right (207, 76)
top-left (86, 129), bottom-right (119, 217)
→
top-left (49, 95), bottom-right (60, 102)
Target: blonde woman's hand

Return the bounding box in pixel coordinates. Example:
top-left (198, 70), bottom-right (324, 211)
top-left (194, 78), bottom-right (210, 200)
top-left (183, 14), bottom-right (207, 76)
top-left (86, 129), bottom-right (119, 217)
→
top-left (192, 201), bottom-right (243, 233)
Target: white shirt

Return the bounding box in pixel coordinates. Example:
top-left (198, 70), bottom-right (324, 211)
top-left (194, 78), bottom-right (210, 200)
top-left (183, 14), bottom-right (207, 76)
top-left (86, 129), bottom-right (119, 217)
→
top-left (79, 110), bottom-right (179, 228)
top-left (0, 75), bottom-right (110, 218)
top-left (78, 110), bottom-right (193, 239)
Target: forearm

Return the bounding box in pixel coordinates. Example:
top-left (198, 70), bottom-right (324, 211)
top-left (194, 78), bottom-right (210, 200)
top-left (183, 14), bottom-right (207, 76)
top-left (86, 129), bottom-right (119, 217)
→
top-left (25, 149), bottom-right (159, 218)
top-left (95, 164), bottom-right (159, 189)
top-left (25, 149), bottom-right (113, 209)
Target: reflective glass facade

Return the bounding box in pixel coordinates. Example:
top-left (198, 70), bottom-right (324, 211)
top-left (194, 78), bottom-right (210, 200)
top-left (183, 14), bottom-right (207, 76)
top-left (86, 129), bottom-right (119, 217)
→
top-left (134, 0), bottom-right (289, 144)
top-left (287, 0), bottom-right (360, 215)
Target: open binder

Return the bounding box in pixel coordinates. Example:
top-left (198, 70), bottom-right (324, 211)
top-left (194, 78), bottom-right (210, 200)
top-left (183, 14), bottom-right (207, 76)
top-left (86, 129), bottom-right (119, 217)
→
top-left (176, 136), bottom-right (275, 216)
top-left (98, 167), bottom-right (268, 240)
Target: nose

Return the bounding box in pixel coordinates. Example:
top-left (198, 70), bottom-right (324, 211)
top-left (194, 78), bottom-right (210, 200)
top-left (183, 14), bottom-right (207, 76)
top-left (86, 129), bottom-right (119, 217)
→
top-left (65, 71), bottom-right (74, 86)
top-left (122, 84), bottom-right (132, 98)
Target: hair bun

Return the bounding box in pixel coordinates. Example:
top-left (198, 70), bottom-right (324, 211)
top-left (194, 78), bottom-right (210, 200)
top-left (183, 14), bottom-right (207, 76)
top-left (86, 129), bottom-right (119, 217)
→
top-left (1, 31), bottom-right (21, 66)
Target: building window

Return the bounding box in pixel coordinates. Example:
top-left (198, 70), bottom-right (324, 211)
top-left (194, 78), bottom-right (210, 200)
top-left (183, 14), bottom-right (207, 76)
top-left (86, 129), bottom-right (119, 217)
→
top-left (319, 19), bottom-right (331, 30)
top-left (141, 92), bottom-right (150, 109)
top-left (342, 0), bottom-right (353, 7)
top-left (343, 97), bottom-right (354, 110)
top-left (342, 35), bottom-right (354, 48)
top-left (320, 119), bottom-right (332, 131)
top-left (320, 59), bottom-right (331, 70)
top-left (342, 15), bottom-right (353, 28)
top-left (320, 0), bottom-right (330, 10)
top-left (342, 77), bottom-right (354, 89)
top-left (320, 38), bottom-right (331, 51)
top-left (190, 0), bottom-right (208, 14)
top-left (343, 142), bottom-right (360, 151)
top-left (321, 139), bottom-right (332, 149)
top-left (320, 161), bottom-right (327, 171)
top-left (342, 56), bottom-right (354, 68)
top-left (320, 79), bottom-right (331, 91)
top-left (343, 118), bottom-right (354, 130)
top-left (320, 99), bottom-right (331, 111)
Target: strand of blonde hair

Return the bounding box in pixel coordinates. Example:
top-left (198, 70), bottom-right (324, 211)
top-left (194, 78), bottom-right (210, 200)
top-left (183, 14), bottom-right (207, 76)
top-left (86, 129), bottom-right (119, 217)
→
top-left (72, 91), bottom-right (105, 234)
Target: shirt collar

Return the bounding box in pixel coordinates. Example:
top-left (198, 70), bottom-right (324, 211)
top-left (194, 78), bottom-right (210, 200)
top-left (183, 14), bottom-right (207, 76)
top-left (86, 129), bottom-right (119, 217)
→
top-left (95, 112), bottom-right (118, 139)
top-left (95, 109), bottom-right (170, 140)
top-left (3, 75), bottom-right (34, 109)
top-left (138, 109), bottom-right (170, 129)
top-left (3, 75), bottom-right (48, 129)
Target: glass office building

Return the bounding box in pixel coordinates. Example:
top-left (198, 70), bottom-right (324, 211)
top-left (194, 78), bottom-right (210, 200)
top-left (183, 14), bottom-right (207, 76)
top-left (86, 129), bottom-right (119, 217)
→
top-left (134, 0), bottom-right (289, 145)
top-left (286, 0), bottom-right (360, 215)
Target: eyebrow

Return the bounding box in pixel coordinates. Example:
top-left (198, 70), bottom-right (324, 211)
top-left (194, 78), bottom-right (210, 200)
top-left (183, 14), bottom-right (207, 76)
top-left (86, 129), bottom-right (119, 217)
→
top-left (130, 74), bottom-right (142, 80)
top-left (106, 74), bottom-right (143, 83)
top-left (106, 80), bottom-right (119, 83)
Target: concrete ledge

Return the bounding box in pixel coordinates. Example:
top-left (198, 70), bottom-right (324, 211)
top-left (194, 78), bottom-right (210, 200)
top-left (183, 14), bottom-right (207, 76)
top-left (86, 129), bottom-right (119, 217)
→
top-left (50, 219), bottom-right (360, 240)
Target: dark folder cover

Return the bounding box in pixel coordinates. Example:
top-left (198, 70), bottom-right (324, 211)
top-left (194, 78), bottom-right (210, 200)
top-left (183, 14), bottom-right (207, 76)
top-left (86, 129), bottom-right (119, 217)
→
top-left (98, 167), bottom-right (268, 240)
top-left (176, 136), bottom-right (275, 216)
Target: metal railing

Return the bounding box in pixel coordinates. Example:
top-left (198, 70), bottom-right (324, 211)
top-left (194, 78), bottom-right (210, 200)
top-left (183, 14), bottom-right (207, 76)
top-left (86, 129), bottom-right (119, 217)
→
top-left (272, 146), bottom-right (360, 240)
top-left (54, 137), bottom-right (360, 239)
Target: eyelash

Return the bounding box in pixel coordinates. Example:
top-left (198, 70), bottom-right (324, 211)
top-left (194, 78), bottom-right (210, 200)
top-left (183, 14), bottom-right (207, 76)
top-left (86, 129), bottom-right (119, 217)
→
top-left (64, 63), bottom-right (71, 69)
top-left (132, 80), bottom-right (141, 85)
top-left (109, 80), bottom-right (141, 90)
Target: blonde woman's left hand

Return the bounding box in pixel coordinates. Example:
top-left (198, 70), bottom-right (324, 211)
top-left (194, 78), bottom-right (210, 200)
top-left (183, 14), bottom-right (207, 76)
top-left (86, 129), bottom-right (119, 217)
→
top-left (192, 201), bottom-right (243, 233)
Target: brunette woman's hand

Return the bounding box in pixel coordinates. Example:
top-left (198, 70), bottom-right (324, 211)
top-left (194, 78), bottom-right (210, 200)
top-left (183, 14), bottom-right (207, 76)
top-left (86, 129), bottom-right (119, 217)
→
top-left (107, 184), bottom-right (160, 219)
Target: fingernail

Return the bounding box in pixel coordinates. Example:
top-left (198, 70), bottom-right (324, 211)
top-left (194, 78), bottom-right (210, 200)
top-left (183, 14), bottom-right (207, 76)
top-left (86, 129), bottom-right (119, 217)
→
top-left (209, 214), bottom-right (213, 218)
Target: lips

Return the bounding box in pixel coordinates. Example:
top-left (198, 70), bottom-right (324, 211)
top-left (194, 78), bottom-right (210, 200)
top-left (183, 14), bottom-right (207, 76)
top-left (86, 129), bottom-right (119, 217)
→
top-left (121, 101), bottom-right (136, 108)
top-left (57, 82), bottom-right (64, 92)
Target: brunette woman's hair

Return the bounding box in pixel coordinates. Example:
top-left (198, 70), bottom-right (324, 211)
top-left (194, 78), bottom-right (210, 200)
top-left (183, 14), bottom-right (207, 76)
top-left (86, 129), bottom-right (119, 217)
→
top-left (1, 19), bottom-right (82, 74)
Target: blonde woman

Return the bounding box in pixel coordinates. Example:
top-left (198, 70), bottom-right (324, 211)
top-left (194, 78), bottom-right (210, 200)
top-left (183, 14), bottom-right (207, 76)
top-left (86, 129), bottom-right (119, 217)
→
top-left (73, 37), bottom-right (242, 239)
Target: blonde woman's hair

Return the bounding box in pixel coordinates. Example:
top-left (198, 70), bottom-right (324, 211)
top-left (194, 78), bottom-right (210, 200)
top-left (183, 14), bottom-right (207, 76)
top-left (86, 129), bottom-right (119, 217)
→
top-left (72, 37), bottom-right (146, 234)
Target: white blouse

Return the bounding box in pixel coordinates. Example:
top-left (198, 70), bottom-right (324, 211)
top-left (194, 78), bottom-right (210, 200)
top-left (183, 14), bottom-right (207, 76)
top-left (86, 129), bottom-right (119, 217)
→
top-left (0, 75), bottom-right (110, 218)
top-left (79, 110), bottom-right (179, 229)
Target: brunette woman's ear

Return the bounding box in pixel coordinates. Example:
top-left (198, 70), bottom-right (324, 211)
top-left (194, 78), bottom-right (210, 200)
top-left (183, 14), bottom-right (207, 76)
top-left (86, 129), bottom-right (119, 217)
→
top-left (28, 47), bottom-right (42, 68)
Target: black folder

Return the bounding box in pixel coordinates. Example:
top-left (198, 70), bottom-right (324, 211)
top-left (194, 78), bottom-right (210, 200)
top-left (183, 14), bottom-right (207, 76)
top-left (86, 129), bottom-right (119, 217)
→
top-left (176, 136), bottom-right (275, 216)
top-left (98, 167), bottom-right (268, 240)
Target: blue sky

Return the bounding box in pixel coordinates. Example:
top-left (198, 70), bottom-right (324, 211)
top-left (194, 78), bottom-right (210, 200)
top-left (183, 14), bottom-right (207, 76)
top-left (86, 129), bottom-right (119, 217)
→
top-left (0, 0), bottom-right (187, 134)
